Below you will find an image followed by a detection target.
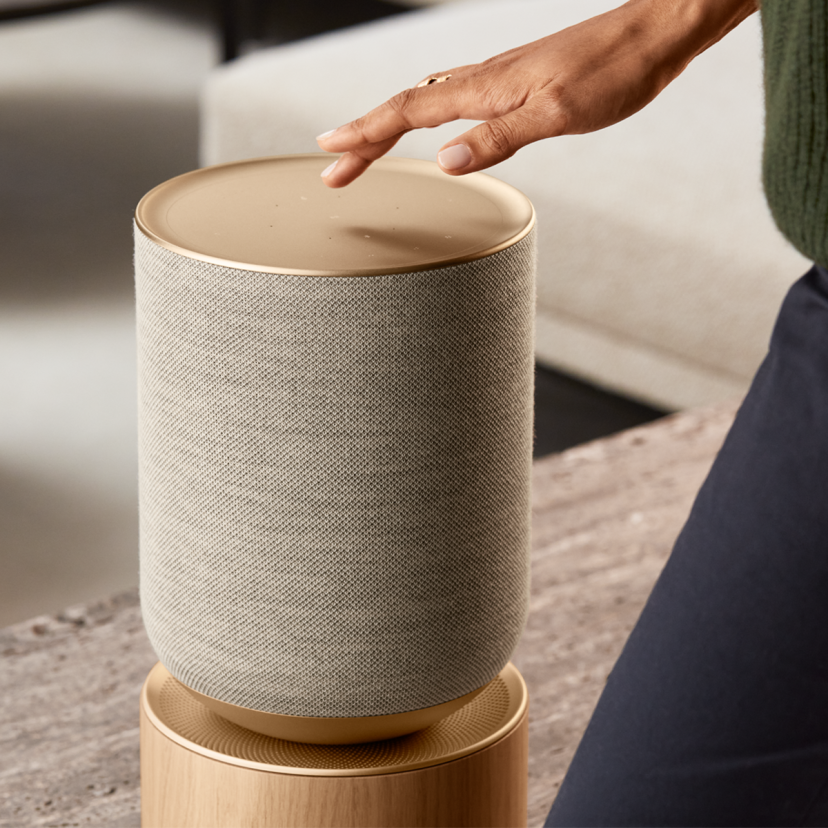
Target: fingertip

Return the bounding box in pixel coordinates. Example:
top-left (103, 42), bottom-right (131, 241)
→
top-left (320, 159), bottom-right (350, 188)
top-left (321, 171), bottom-right (351, 189)
top-left (437, 143), bottom-right (472, 172)
top-left (317, 124), bottom-right (361, 153)
top-left (316, 128), bottom-right (342, 151)
top-left (319, 152), bottom-right (371, 188)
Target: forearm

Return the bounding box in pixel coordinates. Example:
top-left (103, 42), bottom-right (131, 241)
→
top-left (631, 0), bottom-right (759, 82)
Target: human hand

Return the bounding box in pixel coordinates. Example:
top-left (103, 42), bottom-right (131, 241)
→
top-left (316, 0), bottom-right (756, 187)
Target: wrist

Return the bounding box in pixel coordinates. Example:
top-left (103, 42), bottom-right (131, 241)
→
top-left (642, 0), bottom-right (759, 70)
top-left (607, 0), bottom-right (757, 102)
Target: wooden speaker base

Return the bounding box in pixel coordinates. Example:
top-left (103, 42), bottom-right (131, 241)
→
top-left (140, 662), bottom-right (529, 828)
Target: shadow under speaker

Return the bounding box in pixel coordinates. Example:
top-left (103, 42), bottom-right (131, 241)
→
top-left (135, 154), bottom-right (535, 824)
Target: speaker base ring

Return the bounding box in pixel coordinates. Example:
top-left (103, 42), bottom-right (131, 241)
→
top-left (140, 662), bottom-right (529, 827)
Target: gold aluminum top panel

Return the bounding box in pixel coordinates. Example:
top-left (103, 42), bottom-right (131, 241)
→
top-left (134, 154), bottom-right (535, 276)
top-left (141, 661), bottom-right (528, 777)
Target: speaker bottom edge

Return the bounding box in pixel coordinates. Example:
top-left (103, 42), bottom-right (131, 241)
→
top-left (176, 672), bottom-right (492, 744)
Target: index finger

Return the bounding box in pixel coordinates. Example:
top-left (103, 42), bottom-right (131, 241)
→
top-left (316, 66), bottom-right (475, 154)
top-left (320, 133), bottom-right (405, 188)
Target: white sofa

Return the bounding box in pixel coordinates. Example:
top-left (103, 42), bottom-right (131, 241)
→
top-left (201, 0), bottom-right (809, 410)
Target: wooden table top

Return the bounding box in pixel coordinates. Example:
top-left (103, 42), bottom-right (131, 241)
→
top-left (0, 400), bottom-right (736, 827)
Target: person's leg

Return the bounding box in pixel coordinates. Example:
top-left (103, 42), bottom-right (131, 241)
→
top-left (546, 264), bottom-right (828, 828)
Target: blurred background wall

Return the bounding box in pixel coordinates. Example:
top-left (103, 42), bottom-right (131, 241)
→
top-left (0, 0), bottom-right (217, 627)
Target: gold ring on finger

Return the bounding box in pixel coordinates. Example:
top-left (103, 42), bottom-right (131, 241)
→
top-left (417, 74), bottom-right (452, 88)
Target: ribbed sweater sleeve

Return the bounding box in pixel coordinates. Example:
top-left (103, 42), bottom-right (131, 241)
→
top-left (762, 0), bottom-right (828, 267)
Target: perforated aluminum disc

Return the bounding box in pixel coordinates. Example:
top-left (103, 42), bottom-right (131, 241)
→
top-left (142, 661), bottom-right (528, 777)
top-left (135, 155), bottom-right (534, 276)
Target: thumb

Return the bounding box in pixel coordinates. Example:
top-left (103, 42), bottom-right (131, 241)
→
top-left (437, 94), bottom-right (564, 175)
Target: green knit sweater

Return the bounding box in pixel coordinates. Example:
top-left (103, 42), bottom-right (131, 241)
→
top-left (762, 1), bottom-right (828, 267)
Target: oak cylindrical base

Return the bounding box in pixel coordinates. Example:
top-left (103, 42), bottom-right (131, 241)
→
top-left (140, 662), bottom-right (528, 828)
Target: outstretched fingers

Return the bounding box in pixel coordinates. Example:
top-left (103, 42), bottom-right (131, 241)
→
top-left (319, 67), bottom-right (472, 146)
top-left (436, 90), bottom-right (566, 175)
top-left (319, 134), bottom-right (403, 188)
top-left (317, 69), bottom-right (484, 185)
top-left (316, 71), bottom-right (565, 184)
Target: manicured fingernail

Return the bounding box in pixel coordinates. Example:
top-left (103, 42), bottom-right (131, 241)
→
top-left (437, 144), bottom-right (471, 170)
top-left (321, 160), bottom-right (338, 178)
top-left (316, 129), bottom-right (337, 141)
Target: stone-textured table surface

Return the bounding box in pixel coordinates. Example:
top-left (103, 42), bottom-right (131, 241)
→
top-left (0, 400), bottom-right (737, 828)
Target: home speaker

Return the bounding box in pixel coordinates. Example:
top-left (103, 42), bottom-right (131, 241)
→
top-left (135, 154), bottom-right (535, 826)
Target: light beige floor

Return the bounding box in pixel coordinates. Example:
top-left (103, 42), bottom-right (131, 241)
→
top-left (0, 1), bottom-right (217, 626)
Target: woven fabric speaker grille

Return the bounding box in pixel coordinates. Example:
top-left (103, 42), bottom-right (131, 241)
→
top-left (136, 224), bottom-right (535, 719)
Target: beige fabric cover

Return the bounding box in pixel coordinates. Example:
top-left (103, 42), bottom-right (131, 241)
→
top-left (135, 227), bottom-right (535, 717)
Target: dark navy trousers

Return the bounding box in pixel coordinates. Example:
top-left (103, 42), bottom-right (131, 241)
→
top-left (546, 265), bottom-right (828, 827)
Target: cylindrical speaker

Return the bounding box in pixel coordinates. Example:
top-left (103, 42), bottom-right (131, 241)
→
top-left (134, 154), bottom-right (536, 745)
